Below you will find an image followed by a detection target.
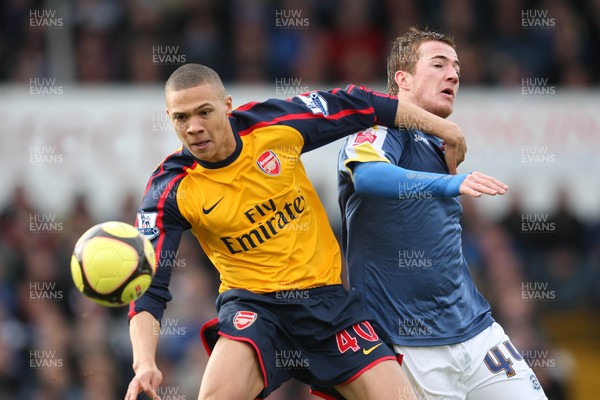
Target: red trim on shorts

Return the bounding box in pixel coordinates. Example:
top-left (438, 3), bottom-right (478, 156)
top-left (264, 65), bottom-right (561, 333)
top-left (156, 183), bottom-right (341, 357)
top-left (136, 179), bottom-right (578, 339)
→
top-left (199, 318), bottom-right (219, 356)
top-left (396, 353), bottom-right (404, 365)
top-left (341, 355), bottom-right (397, 385)
top-left (128, 302), bottom-right (137, 320)
top-left (309, 389), bottom-right (339, 400)
top-left (218, 332), bottom-right (269, 392)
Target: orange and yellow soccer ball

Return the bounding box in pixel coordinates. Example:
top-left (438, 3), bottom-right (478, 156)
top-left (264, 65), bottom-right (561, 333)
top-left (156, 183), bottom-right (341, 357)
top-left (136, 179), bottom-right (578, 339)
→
top-left (70, 221), bottom-right (156, 307)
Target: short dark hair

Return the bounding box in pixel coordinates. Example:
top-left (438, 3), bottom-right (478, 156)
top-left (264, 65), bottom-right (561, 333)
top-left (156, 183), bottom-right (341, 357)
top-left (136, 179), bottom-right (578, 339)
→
top-left (165, 63), bottom-right (225, 94)
top-left (387, 27), bottom-right (455, 95)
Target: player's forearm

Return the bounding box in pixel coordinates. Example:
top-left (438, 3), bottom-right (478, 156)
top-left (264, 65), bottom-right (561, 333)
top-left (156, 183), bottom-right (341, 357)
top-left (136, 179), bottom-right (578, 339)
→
top-left (394, 100), bottom-right (463, 146)
top-left (130, 311), bottom-right (160, 371)
top-left (352, 161), bottom-right (467, 199)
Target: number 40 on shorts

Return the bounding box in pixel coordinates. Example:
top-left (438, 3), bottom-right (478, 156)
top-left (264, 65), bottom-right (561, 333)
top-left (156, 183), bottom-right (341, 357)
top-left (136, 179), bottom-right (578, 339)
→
top-left (335, 321), bottom-right (380, 354)
top-left (484, 340), bottom-right (524, 378)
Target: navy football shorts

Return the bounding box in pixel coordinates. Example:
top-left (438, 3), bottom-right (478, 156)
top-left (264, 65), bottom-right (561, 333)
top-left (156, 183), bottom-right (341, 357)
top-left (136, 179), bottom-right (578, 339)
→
top-left (200, 284), bottom-right (399, 399)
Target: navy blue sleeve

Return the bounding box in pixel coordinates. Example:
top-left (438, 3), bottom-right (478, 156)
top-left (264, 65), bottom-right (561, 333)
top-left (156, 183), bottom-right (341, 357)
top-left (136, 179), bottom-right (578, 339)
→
top-left (129, 156), bottom-right (192, 323)
top-left (231, 85), bottom-right (399, 153)
top-left (352, 162), bottom-right (468, 199)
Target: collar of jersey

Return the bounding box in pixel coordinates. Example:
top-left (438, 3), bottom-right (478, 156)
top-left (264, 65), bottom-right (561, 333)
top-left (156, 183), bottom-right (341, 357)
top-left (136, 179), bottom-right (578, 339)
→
top-left (189, 128), bottom-right (243, 169)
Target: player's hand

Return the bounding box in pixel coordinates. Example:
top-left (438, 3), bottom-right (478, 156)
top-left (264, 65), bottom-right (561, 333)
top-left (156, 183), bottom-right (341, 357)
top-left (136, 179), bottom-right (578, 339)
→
top-left (459, 171), bottom-right (508, 197)
top-left (125, 363), bottom-right (163, 400)
top-left (440, 122), bottom-right (466, 174)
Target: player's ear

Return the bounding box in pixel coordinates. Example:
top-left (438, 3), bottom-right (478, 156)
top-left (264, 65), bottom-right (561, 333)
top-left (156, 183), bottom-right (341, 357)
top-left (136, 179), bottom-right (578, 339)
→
top-left (395, 70), bottom-right (412, 91)
top-left (225, 95), bottom-right (233, 115)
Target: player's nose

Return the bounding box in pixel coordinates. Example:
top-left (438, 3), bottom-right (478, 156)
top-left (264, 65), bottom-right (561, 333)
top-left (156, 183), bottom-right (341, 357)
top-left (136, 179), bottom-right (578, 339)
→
top-left (186, 115), bottom-right (205, 135)
top-left (446, 66), bottom-right (459, 83)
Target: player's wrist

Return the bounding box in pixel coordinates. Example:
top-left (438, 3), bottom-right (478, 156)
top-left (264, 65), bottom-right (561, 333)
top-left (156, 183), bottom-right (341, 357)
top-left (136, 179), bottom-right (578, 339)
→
top-left (132, 358), bottom-right (158, 372)
top-left (444, 173), bottom-right (469, 197)
top-left (439, 121), bottom-right (462, 145)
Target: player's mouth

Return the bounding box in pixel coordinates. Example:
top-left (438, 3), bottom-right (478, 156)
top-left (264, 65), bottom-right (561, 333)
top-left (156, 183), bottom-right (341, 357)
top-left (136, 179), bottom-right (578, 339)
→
top-left (441, 88), bottom-right (454, 99)
top-left (191, 140), bottom-right (211, 151)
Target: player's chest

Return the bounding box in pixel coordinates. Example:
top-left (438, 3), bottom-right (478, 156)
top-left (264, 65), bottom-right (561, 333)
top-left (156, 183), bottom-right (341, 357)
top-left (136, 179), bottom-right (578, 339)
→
top-left (400, 132), bottom-right (448, 173)
top-left (180, 139), bottom-right (307, 233)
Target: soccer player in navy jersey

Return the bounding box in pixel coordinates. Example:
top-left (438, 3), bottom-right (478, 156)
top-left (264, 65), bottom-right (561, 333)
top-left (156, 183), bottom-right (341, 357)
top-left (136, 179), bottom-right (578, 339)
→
top-left (124, 63), bottom-right (467, 400)
top-left (338, 27), bottom-right (548, 399)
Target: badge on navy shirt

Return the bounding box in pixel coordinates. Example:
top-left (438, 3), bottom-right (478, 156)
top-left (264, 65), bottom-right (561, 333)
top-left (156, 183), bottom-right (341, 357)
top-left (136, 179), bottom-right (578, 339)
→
top-left (137, 211), bottom-right (160, 241)
top-left (296, 91), bottom-right (329, 116)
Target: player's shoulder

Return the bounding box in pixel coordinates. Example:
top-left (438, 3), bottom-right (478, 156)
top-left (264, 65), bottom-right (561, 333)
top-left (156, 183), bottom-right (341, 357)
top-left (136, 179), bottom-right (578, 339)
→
top-left (152, 146), bottom-right (197, 177)
top-left (230, 98), bottom-right (300, 132)
top-left (345, 124), bottom-right (399, 147)
top-left (141, 147), bottom-right (196, 205)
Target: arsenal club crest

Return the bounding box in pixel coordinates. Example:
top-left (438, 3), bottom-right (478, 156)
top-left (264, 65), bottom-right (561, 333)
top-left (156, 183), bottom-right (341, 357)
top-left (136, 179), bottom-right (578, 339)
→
top-left (256, 150), bottom-right (281, 176)
top-left (233, 311), bottom-right (257, 330)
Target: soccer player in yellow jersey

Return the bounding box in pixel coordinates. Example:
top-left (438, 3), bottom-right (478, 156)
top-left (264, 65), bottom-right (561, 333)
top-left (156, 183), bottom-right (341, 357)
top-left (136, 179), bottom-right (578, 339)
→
top-left (125, 63), bottom-right (465, 400)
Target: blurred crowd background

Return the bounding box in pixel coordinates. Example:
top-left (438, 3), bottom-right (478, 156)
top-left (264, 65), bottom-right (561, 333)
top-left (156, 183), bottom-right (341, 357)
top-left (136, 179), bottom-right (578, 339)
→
top-left (1, 0), bottom-right (600, 399)
top-left (2, 0), bottom-right (600, 86)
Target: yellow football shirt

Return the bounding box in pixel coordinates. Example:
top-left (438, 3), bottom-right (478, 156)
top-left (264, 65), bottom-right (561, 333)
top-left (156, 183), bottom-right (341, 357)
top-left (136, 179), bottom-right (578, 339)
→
top-left (132, 86), bottom-right (398, 319)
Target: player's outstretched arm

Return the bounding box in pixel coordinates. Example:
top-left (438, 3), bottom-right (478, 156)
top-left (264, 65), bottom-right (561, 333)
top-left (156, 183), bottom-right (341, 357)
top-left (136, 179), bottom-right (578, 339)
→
top-left (125, 311), bottom-right (163, 400)
top-left (394, 100), bottom-right (466, 174)
top-left (352, 162), bottom-right (507, 199)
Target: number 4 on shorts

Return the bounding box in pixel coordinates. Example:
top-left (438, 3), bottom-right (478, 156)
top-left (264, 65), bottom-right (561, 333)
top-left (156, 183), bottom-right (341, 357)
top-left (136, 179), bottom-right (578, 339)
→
top-left (484, 340), bottom-right (524, 378)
